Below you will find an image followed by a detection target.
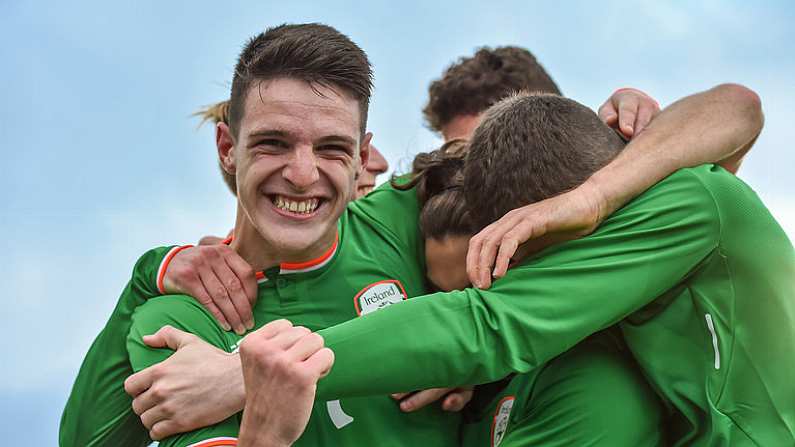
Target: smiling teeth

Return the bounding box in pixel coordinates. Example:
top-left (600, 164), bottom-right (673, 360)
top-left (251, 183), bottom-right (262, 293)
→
top-left (274, 197), bottom-right (319, 214)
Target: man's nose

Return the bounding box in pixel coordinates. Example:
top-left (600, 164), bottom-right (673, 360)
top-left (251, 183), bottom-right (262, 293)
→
top-left (283, 145), bottom-right (320, 189)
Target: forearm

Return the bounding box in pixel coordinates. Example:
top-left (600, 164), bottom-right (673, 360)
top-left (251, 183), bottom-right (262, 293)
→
top-left (317, 169), bottom-right (720, 400)
top-left (587, 83), bottom-right (763, 219)
top-left (238, 401), bottom-right (291, 447)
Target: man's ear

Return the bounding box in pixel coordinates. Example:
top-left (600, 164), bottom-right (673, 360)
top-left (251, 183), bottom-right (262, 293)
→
top-left (217, 122), bottom-right (236, 175)
top-left (357, 132), bottom-right (373, 179)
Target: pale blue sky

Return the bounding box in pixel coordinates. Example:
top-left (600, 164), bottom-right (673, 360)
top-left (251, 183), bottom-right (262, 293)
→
top-left (2, 1), bottom-right (794, 444)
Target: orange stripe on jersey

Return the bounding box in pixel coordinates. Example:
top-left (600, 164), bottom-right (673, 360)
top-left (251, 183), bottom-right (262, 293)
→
top-left (187, 436), bottom-right (237, 447)
top-left (280, 231), bottom-right (339, 271)
top-left (157, 245), bottom-right (194, 294)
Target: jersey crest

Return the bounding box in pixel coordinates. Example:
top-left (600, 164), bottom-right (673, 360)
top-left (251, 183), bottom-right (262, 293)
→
top-left (353, 280), bottom-right (407, 315)
top-left (490, 396), bottom-right (515, 447)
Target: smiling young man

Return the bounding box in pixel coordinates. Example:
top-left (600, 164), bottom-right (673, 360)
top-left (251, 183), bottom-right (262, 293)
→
top-left (60, 23), bottom-right (462, 447)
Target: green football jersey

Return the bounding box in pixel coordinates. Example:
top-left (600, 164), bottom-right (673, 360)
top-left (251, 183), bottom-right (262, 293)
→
top-left (461, 331), bottom-right (663, 447)
top-left (60, 246), bottom-right (175, 447)
top-left (63, 183), bottom-right (461, 447)
top-left (316, 166), bottom-right (795, 446)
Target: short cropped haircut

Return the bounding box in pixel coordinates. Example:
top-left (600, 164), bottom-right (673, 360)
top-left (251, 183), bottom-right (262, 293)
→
top-left (423, 46), bottom-right (560, 133)
top-left (221, 23), bottom-right (373, 193)
top-left (464, 93), bottom-right (626, 231)
top-left (392, 140), bottom-right (477, 240)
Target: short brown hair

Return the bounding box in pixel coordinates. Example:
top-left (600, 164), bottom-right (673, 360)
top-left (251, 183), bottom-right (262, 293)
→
top-left (423, 46), bottom-right (561, 133)
top-left (393, 140), bottom-right (476, 239)
top-left (464, 93), bottom-right (625, 231)
top-left (222, 23), bottom-right (373, 194)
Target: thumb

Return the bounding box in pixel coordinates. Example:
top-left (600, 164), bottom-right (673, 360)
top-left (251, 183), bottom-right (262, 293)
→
top-left (142, 325), bottom-right (194, 350)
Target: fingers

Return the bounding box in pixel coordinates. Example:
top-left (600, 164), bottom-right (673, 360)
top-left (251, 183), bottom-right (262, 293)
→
top-left (164, 245), bottom-right (258, 334)
top-left (441, 388), bottom-right (474, 412)
top-left (492, 234), bottom-right (519, 279)
top-left (390, 392), bottom-right (410, 400)
top-left (597, 99), bottom-right (619, 127)
top-left (142, 325), bottom-right (197, 351)
top-left (287, 332), bottom-right (325, 362)
top-left (192, 285), bottom-right (231, 332)
top-left (199, 263), bottom-right (246, 335)
top-left (398, 388), bottom-right (452, 412)
top-left (633, 98), bottom-right (657, 135)
top-left (124, 368), bottom-right (154, 398)
top-left (617, 94), bottom-right (639, 138)
top-left (269, 326), bottom-right (312, 350)
top-left (149, 420), bottom-right (180, 441)
top-left (209, 259), bottom-right (253, 333)
top-left (225, 253), bottom-right (258, 311)
top-left (256, 319), bottom-right (295, 339)
top-left (140, 405), bottom-right (165, 431)
top-left (131, 386), bottom-right (158, 417)
top-left (466, 235), bottom-right (484, 288)
top-left (198, 235), bottom-right (224, 246)
top-left (304, 347), bottom-right (335, 378)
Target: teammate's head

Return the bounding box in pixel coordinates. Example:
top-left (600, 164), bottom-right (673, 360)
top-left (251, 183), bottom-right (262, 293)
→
top-left (464, 93), bottom-right (626, 231)
top-left (395, 140), bottom-right (475, 291)
top-left (355, 142), bottom-right (389, 198)
top-left (424, 46), bottom-right (560, 141)
top-left (216, 23), bottom-right (374, 262)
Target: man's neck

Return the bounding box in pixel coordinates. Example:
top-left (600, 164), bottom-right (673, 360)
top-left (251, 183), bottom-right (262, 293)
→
top-left (230, 214), bottom-right (336, 273)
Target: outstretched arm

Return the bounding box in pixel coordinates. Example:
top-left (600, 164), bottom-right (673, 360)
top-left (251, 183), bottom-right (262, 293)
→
top-left (468, 83), bottom-right (763, 288)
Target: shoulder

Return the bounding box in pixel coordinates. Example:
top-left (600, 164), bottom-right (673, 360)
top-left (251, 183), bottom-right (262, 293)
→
top-left (345, 175), bottom-right (423, 253)
top-left (348, 175), bottom-right (420, 219)
top-left (601, 165), bottom-right (723, 235)
top-left (130, 294), bottom-right (222, 339)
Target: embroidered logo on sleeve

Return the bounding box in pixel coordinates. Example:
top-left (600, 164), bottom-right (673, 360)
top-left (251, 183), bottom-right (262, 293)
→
top-left (491, 396), bottom-right (515, 447)
top-left (353, 280), bottom-right (407, 316)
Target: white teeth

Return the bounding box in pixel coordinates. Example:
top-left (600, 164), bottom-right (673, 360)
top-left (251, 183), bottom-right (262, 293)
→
top-left (273, 196), bottom-right (319, 215)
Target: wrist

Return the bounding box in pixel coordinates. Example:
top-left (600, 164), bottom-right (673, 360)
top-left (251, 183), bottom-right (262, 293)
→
top-left (157, 245), bottom-right (194, 294)
top-left (579, 174), bottom-right (611, 226)
top-left (228, 353), bottom-right (246, 412)
top-left (239, 399), bottom-right (293, 447)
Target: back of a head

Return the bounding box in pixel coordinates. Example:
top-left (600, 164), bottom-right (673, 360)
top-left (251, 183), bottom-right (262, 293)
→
top-left (392, 140), bottom-right (476, 240)
top-left (464, 93), bottom-right (626, 230)
top-left (423, 46), bottom-right (561, 133)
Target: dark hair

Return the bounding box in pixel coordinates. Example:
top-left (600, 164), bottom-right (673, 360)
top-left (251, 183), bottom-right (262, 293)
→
top-left (229, 23), bottom-right (372, 138)
top-left (221, 23), bottom-right (373, 194)
top-left (423, 46), bottom-right (561, 133)
top-left (392, 140), bottom-right (477, 239)
top-left (464, 93), bottom-right (626, 231)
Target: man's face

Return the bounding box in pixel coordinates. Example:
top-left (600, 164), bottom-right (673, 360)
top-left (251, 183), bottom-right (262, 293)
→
top-left (441, 113), bottom-right (483, 142)
top-left (356, 143), bottom-right (388, 198)
top-left (220, 77), bottom-right (369, 257)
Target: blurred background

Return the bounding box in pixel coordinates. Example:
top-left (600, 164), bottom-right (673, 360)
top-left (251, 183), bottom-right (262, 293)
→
top-left (2, 1), bottom-right (793, 444)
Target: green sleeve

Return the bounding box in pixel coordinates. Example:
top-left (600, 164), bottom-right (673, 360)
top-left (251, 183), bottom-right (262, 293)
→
top-left (59, 246), bottom-right (175, 447)
top-left (316, 168), bottom-right (721, 400)
top-left (127, 295), bottom-right (241, 447)
top-left (348, 177), bottom-right (425, 271)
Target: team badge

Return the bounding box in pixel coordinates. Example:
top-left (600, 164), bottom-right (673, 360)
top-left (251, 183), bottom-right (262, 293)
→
top-left (491, 396), bottom-right (515, 447)
top-left (353, 280), bottom-right (407, 315)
